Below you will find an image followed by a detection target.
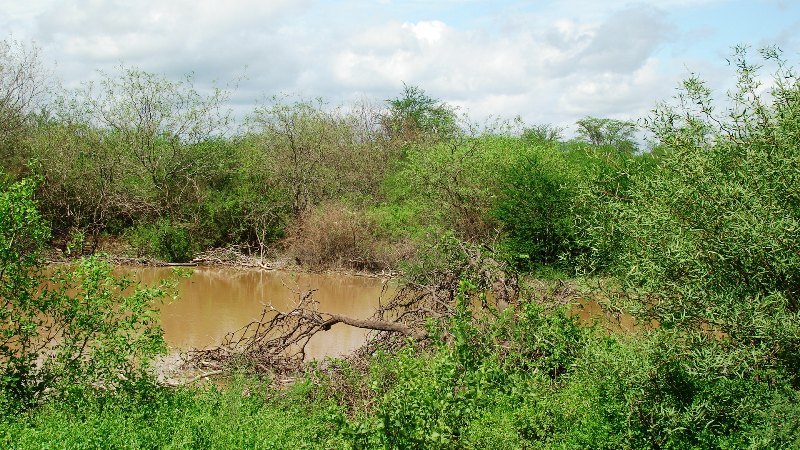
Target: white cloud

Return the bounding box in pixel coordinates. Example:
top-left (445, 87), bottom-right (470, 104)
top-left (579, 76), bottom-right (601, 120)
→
top-left (402, 20), bottom-right (448, 45)
top-left (324, 6), bottom-right (676, 128)
top-left (1, 0), bottom-right (794, 130)
top-left (559, 58), bottom-right (673, 116)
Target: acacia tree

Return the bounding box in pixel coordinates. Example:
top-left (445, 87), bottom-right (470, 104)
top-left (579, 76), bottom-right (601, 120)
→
top-left (248, 97), bottom-right (393, 217)
top-left (521, 123), bottom-right (564, 144)
top-left (248, 98), bottom-right (342, 217)
top-left (384, 83), bottom-right (459, 144)
top-left (575, 117), bottom-right (637, 153)
top-left (28, 114), bottom-right (126, 251)
top-left (75, 67), bottom-right (232, 216)
top-left (29, 67), bottom-right (233, 250)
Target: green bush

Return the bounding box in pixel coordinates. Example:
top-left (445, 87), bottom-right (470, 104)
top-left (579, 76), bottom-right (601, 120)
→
top-left (1, 377), bottom-right (347, 449)
top-left (599, 47), bottom-right (800, 380)
top-left (343, 279), bottom-right (592, 448)
top-left (0, 177), bottom-right (171, 414)
top-left (380, 135), bottom-right (515, 242)
top-left (492, 141), bottom-right (580, 269)
top-left (128, 219), bottom-right (195, 263)
top-left (545, 47), bottom-right (800, 448)
top-left (195, 181), bottom-right (288, 251)
top-left (572, 145), bottom-right (659, 274)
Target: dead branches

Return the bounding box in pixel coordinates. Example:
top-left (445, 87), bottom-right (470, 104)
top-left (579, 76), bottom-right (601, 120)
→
top-left (191, 246), bottom-right (274, 269)
top-left (187, 242), bottom-right (518, 377)
top-left (187, 288), bottom-right (423, 376)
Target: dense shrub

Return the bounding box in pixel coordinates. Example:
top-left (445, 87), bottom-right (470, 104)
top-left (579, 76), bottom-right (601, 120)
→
top-left (128, 219), bottom-right (195, 263)
top-left (595, 47), bottom-right (800, 381)
top-left (194, 179), bottom-right (289, 252)
top-left (283, 201), bottom-right (409, 271)
top-left (381, 134), bottom-right (523, 242)
top-left (343, 280), bottom-right (591, 448)
top-left (0, 177), bottom-right (171, 414)
top-left (492, 141), bottom-right (580, 269)
top-left (1, 378), bottom-right (347, 449)
top-left (572, 145), bottom-right (659, 273)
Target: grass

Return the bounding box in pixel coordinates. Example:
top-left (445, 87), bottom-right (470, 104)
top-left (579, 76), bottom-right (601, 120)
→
top-left (2, 377), bottom-right (346, 450)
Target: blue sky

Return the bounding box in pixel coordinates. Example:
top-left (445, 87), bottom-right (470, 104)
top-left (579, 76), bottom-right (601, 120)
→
top-left (1, 0), bottom-right (798, 132)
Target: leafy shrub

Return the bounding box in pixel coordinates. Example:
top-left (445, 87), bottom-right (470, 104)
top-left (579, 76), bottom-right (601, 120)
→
top-left (1, 377), bottom-right (347, 449)
top-left (600, 47), bottom-right (800, 379)
top-left (195, 180), bottom-right (289, 251)
top-left (0, 177), bottom-right (171, 414)
top-left (128, 219), bottom-right (195, 263)
top-left (572, 145), bottom-right (659, 273)
top-left (381, 135), bottom-right (511, 242)
top-left (565, 46), bottom-right (800, 447)
top-left (491, 138), bottom-right (655, 273)
top-left (384, 83), bottom-right (459, 143)
top-left (345, 280), bottom-right (591, 448)
top-left (492, 142), bottom-right (580, 269)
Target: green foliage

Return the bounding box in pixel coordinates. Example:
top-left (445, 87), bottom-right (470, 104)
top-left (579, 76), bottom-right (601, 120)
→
top-left (3, 270), bottom-right (799, 448)
top-left (491, 137), bottom-right (656, 272)
top-left (521, 123), bottom-right (564, 145)
top-left (381, 134), bottom-right (513, 241)
top-left (0, 176), bottom-right (49, 271)
top-left (385, 83), bottom-right (459, 142)
top-left (597, 47), bottom-right (800, 382)
top-left (575, 116), bottom-right (638, 154)
top-left (0, 177), bottom-right (171, 414)
top-left (380, 132), bottom-right (650, 272)
top-left (1, 378), bottom-right (347, 449)
top-left (247, 96), bottom-right (395, 219)
top-left (76, 66), bottom-right (232, 214)
top-left (572, 145), bottom-right (659, 273)
top-left (128, 219), bottom-right (195, 263)
top-left (195, 181), bottom-right (288, 251)
top-left (23, 66), bottom-right (234, 252)
top-left (345, 279), bottom-right (592, 449)
top-left (357, 311), bottom-right (798, 448)
top-left (492, 141), bottom-right (580, 268)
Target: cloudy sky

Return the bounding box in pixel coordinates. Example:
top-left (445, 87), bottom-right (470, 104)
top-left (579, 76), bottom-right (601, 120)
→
top-left (2, 0), bottom-right (798, 132)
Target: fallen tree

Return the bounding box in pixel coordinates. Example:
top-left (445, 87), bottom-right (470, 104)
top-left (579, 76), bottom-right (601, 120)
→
top-left (187, 240), bottom-right (519, 377)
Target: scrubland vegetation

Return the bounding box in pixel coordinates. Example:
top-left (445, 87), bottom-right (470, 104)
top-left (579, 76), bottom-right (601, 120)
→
top-left (2, 39), bottom-right (800, 448)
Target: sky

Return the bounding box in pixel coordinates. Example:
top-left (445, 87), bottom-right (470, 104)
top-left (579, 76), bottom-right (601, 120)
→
top-left (1, 0), bottom-right (799, 133)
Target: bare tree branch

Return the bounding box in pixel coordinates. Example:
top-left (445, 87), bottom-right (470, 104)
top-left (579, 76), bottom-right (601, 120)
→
top-left (186, 244), bottom-right (518, 378)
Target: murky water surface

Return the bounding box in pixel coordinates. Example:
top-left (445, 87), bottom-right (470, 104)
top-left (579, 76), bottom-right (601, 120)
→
top-left (125, 267), bottom-right (391, 360)
top-left (121, 267), bottom-right (639, 361)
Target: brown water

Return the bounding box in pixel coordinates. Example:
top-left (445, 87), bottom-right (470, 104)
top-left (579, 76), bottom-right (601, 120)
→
top-left (125, 266), bottom-right (391, 360)
top-left (571, 297), bottom-right (638, 332)
top-left (122, 266), bottom-right (641, 362)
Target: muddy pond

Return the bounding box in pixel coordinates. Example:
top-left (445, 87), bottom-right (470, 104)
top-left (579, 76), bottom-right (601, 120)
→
top-left (126, 266), bottom-right (392, 360)
top-left (124, 266), bottom-right (634, 362)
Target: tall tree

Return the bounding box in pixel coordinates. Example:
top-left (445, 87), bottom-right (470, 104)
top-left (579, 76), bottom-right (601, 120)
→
top-left (384, 83), bottom-right (458, 143)
top-left (0, 39), bottom-right (49, 174)
top-left (575, 117), bottom-right (637, 153)
top-left (76, 67), bottom-right (232, 215)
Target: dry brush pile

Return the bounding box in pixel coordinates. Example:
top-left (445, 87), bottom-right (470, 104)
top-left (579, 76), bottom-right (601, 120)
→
top-left (187, 242), bottom-right (520, 379)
